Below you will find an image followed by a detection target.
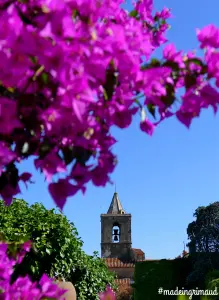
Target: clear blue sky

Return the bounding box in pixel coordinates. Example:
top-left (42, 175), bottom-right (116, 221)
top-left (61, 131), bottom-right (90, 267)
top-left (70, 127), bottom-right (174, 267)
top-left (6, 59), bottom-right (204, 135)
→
top-left (17, 0), bottom-right (219, 259)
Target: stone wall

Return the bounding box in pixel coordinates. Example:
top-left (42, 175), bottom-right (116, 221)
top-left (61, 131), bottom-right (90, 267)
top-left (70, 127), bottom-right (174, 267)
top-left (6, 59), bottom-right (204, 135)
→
top-left (101, 214), bottom-right (132, 261)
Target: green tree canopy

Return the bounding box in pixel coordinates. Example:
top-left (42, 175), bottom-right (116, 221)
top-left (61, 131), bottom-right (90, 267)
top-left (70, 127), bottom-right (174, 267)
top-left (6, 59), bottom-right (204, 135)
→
top-left (186, 202), bottom-right (219, 288)
top-left (187, 202), bottom-right (219, 253)
top-left (0, 199), bottom-right (115, 300)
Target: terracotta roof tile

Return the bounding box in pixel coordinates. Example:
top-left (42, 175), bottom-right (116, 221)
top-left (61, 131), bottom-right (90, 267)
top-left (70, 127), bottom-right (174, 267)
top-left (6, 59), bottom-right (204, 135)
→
top-left (182, 250), bottom-right (189, 257)
top-left (104, 257), bottom-right (161, 267)
top-left (104, 258), bottom-right (135, 268)
top-left (115, 279), bottom-right (131, 286)
top-left (132, 248), bottom-right (145, 256)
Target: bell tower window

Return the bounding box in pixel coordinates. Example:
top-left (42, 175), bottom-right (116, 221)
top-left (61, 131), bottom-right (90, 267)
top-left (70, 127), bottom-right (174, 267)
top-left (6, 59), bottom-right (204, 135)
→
top-left (112, 224), bottom-right (120, 243)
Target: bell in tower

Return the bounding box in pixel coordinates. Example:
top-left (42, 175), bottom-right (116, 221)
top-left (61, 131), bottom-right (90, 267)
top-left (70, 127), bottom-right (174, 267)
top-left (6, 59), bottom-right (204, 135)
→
top-left (112, 225), bottom-right (120, 243)
top-left (113, 235), bottom-right (118, 242)
top-left (113, 229), bottom-right (119, 235)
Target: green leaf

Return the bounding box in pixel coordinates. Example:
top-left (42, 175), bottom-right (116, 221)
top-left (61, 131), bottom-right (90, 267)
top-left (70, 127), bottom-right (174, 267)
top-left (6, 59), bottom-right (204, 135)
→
top-left (163, 60), bottom-right (179, 71)
top-left (103, 68), bottom-right (117, 100)
top-left (41, 73), bottom-right (48, 84)
top-left (61, 147), bottom-right (75, 165)
top-left (141, 58), bottom-right (161, 71)
top-left (45, 248), bottom-right (52, 255)
top-left (72, 9), bottom-right (78, 18)
top-left (31, 265), bottom-right (36, 274)
top-left (29, 56), bottom-right (38, 64)
top-left (186, 58), bottom-right (204, 66)
top-left (147, 103), bottom-right (156, 118)
top-left (160, 19), bottom-right (166, 25)
top-left (129, 10), bottom-right (138, 18)
top-left (39, 138), bottom-right (55, 158)
top-left (161, 83), bottom-right (175, 107)
top-left (150, 58), bottom-right (161, 67)
top-left (72, 146), bottom-right (92, 166)
top-left (184, 74), bottom-right (197, 89)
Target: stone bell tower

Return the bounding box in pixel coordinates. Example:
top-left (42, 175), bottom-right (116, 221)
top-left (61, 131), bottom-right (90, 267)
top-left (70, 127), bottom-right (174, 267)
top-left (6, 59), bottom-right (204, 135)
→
top-left (100, 192), bottom-right (132, 262)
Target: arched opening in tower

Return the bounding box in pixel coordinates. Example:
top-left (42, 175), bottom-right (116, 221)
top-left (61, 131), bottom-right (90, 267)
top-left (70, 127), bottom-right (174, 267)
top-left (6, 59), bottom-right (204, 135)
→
top-left (112, 223), bottom-right (120, 243)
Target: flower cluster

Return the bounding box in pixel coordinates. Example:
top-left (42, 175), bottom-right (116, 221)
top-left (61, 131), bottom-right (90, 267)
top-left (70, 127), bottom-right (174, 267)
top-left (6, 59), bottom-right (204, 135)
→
top-left (0, 0), bottom-right (218, 209)
top-left (0, 241), bottom-right (66, 299)
top-left (99, 285), bottom-right (116, 300)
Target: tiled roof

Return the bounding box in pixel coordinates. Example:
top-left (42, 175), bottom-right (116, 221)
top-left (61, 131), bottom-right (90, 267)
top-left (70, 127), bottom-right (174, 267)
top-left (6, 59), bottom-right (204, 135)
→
top-left (104, 258), bottom-right (135, 268)
top-left (182, 250), bottom-right (189, 257)
top-left (175, 250), bottom-right (189, 259)
top-left (147, 258), bottom-right (160, 260)
top-left (132, 248), bottom-right (145, 256)
top-left (115, 279), bottom-right (131, 286)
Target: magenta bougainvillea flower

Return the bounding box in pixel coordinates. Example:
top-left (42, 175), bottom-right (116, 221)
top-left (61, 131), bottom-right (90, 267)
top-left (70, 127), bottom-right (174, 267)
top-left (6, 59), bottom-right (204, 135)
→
top-left (0, 0), bottom-right (217, 209)
top-left (99, 285), bottom-right (116, 300)
top-left (0, 242), bottom-right (66, 299)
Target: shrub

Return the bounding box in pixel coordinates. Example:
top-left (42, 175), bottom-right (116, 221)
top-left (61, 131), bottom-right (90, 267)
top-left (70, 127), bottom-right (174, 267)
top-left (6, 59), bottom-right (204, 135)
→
top-left (116, 284), bottom-right (133, 300)
top-left (0, 199), bottom-right (116, 299)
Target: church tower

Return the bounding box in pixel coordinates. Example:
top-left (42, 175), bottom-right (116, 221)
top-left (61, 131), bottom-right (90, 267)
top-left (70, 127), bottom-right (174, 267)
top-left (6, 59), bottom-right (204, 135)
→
top-left (101, 192), bottom-right (132, 262)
